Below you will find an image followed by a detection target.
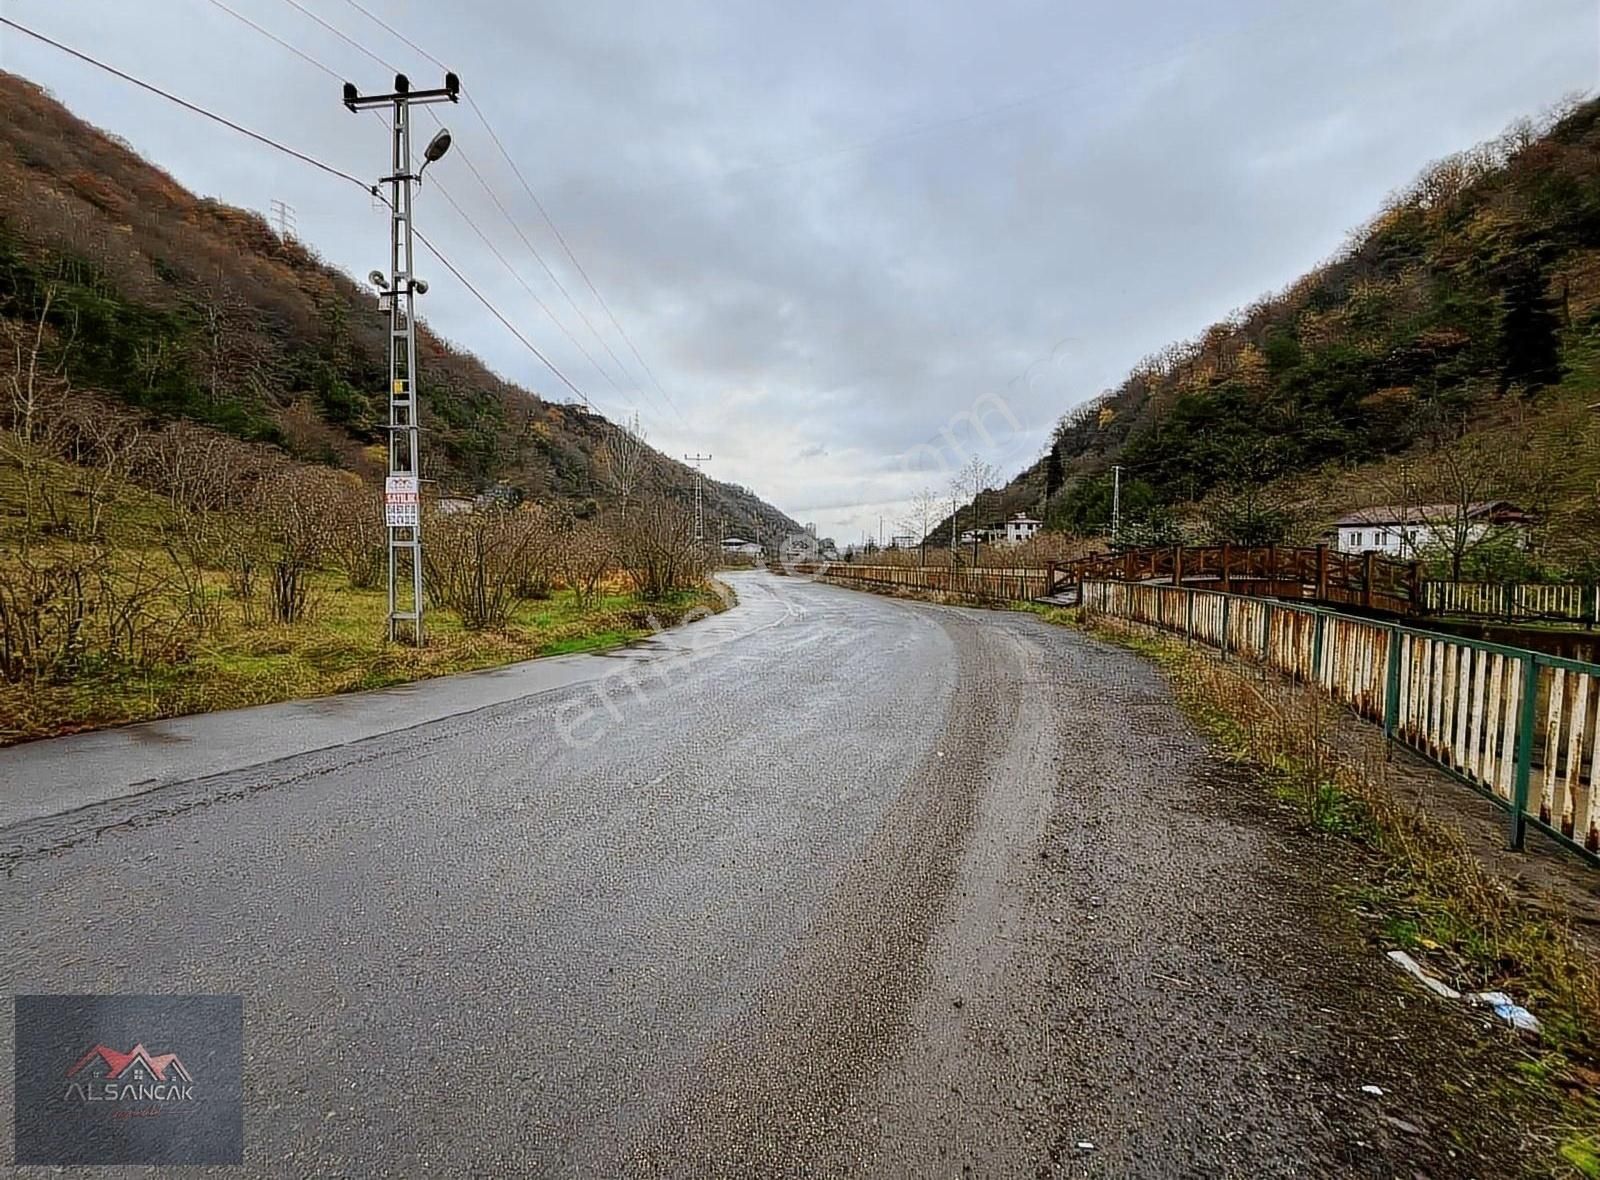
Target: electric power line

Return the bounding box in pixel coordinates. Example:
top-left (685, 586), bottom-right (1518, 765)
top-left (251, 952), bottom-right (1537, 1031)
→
top-left (203, 0), bottom-right (342, 81)
top-left (0, 15), bottom-right (366, 188)
top-left (0, 14), bottom-right (597, 410)
top-left (460, 89), bottom-right (688, 426)
top-left (333, 0), bottom-right (689, 427)
top-left (427, 176), bottom-right (630, 401)
top-left (264, 0), bottom-right (658, 418)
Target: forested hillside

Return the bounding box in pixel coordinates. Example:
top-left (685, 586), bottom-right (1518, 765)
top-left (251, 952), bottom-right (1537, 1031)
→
top-left (0, 71), bottom-right (798, 539)
top-left (991, 96), bottom-right (1600, 576)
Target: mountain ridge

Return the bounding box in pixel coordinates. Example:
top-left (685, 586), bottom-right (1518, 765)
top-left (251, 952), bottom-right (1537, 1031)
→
top-left (971, 95), bottom-right (1600, 572)
top-left (0, 70), bottom-right (803, 541)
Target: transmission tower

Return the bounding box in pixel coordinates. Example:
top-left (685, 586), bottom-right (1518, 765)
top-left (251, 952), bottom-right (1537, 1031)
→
top-left (268, 198), bottom-right (296, 240)
top-left (684, 453), bottom-right (712, 545)
top-left (344, 70), bottom-right (459, 644)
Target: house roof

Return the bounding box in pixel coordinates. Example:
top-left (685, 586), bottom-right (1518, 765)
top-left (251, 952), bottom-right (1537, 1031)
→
top-left (1332, 500), bottom-right (1530, 527)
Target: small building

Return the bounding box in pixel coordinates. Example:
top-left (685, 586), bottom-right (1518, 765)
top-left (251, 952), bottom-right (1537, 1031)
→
top-left (889, 533), bottom-right (917, 550)
top-left (1001, 513), bottom-right (1042, 546)
top-left (721, 536), bottom-right (762, 558)
top-left (1331, 501), bottom-right (1533, 557)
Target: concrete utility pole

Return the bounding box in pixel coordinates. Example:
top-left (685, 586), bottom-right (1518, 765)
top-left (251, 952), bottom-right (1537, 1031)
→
top-left (345, 71), bottom-right (458, 644)
top-left (1111, 464), bottom-right (1124, 546)
top-left (1399, 459), bottom-right (1413, 559)
top-left (684, 453), bottom-right (712, 546)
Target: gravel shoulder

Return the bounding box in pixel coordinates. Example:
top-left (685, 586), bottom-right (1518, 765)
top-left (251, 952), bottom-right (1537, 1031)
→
top-left (632, 589), bottom-right (1544, 1178)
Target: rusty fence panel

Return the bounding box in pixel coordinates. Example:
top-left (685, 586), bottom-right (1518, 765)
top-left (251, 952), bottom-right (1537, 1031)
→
top-left (1083, 581), bottom-right (1600, 865)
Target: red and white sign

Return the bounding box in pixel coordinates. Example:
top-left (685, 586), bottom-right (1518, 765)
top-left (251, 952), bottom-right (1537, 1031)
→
top-left (384, 475), bottom-right (420, 528)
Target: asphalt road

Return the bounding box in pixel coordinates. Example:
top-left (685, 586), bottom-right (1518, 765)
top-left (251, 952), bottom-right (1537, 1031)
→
top-left (0, 572), bottom-right (1525, 1176)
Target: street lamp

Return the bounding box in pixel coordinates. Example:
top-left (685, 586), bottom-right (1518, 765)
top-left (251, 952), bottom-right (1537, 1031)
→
top-left (417, 129), bottom-right (452, 186)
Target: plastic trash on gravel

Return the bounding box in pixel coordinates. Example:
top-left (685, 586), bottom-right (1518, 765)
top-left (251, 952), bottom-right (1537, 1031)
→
top-left (1385, 949), bottom-right (1541, 1035)
top-left (1471, 991), bottom-right (1542, 1035)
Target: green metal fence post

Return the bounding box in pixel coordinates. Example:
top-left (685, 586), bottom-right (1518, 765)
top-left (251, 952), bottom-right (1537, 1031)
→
top-left (1382, 625), bottom-right (1402, 748)
top-left (1262, 602), bottom-right (1273, 668)
top-left (1220, 595), bottom-right (1231, 662)
top-left (1186, 589), bottom-right (1195, 645)
top-left (1509, 655), bottom-right (1540, 852)
top-left (1311, 612), bottom-right (1325, 688)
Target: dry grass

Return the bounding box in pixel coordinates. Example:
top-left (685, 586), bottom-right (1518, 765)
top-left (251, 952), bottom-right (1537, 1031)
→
top-left (0, 576), bottom-right (726, 746)
top-left (1068, 610), bottom-right (1600, 1176)
top-left (0, 446), bottom-right (729, 745)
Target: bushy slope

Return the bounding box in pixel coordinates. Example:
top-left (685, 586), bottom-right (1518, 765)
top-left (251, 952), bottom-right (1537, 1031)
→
top-left (989, 97), bottom-right (1600, 563)
top-left (0, 71), bottom-right (800, 540)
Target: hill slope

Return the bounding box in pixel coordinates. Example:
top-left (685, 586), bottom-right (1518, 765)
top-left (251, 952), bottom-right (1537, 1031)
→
top-left (983, 96), bottom-right (1600, 572)
top-left (0, 71), bottom-right (800, 541)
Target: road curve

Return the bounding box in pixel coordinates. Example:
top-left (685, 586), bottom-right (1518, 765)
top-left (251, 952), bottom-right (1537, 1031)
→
top-left (0, 572), bottom-right (1511, 1176)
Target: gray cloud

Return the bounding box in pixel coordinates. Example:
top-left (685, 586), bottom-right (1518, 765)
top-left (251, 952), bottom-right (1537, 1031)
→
top-left (2, 0), bottom-right (1593, 541)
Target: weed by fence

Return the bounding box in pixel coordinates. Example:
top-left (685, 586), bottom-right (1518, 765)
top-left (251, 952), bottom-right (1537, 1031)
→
top-left (1082, 580), bottom-right (1600, 865)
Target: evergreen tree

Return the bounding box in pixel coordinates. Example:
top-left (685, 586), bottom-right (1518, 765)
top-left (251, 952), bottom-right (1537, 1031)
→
top-left (1043, 443), bottom-right (1064, 502)
top-left (1496, 252), bottom-right (1563, 395)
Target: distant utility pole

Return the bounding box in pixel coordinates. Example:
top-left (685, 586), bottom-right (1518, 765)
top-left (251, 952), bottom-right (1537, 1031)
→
top-left (269, 198), bottom-right (296, 240)
top-left (684, 453), bottom-right (712, 545)
top-left (1111, 464), bottom-right (1124, 546)
top-left (1399, 459), bottom-right (1413, 559)
top-left (344, 70), bottom-right (459, 644)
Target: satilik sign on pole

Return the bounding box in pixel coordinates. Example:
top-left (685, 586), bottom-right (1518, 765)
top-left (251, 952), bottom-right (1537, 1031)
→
top-left (384, 475), bottom-right (420, 528)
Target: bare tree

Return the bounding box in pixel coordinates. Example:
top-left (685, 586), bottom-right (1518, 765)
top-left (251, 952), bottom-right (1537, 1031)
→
top-left (616, 496), bottom-right (707, 599)
top-left (597, 412), bottom-right (649, 524)
top-left (250, 466), bottom-right (343, 624)
top-left (423, 505), bottom-right (547, 630)
top-left (0, 287), bottom-right (72, 545)
top-left (1402, 432), bottom-right (1523, 582)
top-left (953, 454), bottom-right (999, 565)
top-left (328, 479), bottom-right (386, 591)
top-left (557, 518), bottom-right (615, 608)
top-left (897, 487), bottom-right (943, 567)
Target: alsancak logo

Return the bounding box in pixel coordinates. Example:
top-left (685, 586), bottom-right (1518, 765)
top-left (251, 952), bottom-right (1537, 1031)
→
top-left (64, 1044), bottom-right (196, 1104)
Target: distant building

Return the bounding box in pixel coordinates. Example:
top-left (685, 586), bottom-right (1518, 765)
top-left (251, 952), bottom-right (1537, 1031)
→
top-left (1001, 513), bottom-right (1041, 546)
top-left (1331, 501), bottom-right (1533, 557)
top-left (721, 537), bottom-right (761, 557)
top-left (889, 533), bottom-right (917, 549)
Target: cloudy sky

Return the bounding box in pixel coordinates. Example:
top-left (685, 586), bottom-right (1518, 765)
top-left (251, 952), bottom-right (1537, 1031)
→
top-left (1, 0), bottom-right (1594, 541)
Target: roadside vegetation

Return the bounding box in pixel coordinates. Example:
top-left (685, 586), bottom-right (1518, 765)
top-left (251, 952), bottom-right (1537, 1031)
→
top-left (1055, 608), bottom-right (1600, 1175)
top-left (0, 377), bottom-right (724, 746)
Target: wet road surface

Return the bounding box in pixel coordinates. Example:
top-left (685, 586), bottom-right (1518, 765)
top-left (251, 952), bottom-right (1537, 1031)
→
top-left (0, 573), bottom-right (1519, 1176)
